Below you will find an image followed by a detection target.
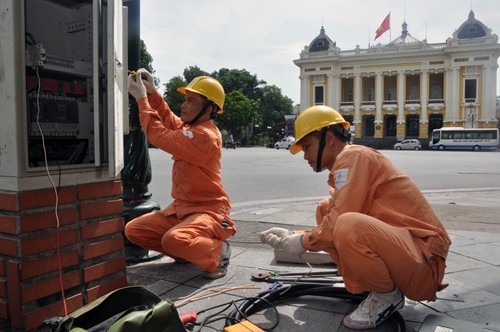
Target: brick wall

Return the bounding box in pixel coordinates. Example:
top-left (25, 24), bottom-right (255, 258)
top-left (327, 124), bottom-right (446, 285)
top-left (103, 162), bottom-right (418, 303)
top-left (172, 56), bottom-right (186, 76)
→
top-left (0, 180), bottom-right (127, 331)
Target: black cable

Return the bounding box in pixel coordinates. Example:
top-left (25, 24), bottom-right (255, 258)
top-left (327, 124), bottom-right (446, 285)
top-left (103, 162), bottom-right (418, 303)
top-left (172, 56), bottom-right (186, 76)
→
top-left (225, 283), bottom-right (406, 331)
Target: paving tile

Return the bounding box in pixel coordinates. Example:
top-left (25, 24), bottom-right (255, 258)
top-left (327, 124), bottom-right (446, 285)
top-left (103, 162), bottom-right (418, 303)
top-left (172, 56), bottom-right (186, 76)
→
top-left (451, 242), bottom-right (500, 265)
top-left (447, 233), bottom-right (483, 247)
top-left (423, 275), bottom-right (500, 312)
top-left (450, 230), bottom-right (500, 243)
top-left (447, 302), bottom-right (500, 329)
top-left (445, 251), bottom-right (490, 273)
top-left (447, 265), bottom-right (500, 296)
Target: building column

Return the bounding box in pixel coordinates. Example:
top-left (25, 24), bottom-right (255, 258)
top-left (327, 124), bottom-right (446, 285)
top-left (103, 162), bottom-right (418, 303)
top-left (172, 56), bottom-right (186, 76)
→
top-left (449, 67), bottom-right (460, 123)
top-left (354, 73), bottom-right (362, 124)
top-left (330, 73), bottom-right (341, 111)
top-left (374, 72), bottom-right (383, 138)
top-left (300, 74), bottom-right (310, 112)
top-left (482, 64), bottom-right (498, 123)
top-left (327, 73), bottom-right (334, 108)
top-left (420, 69), bottom-right (429, 138)
top-left (420, 69), bottom-right (429, 123)
top-left (396, 70), bottom-right (405, 139)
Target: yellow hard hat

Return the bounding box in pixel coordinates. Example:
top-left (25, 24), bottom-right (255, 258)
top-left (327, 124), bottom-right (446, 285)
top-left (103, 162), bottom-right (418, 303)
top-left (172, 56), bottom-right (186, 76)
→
top-left (290, 105), bottom-right (350, 154)
top-left (177, 76), bottom-right (225, 114)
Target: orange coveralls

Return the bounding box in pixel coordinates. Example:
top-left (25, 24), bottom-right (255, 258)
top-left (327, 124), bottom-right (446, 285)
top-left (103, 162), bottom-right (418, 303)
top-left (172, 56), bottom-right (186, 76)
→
top-left (124, 91), bottom-right (235, 273)
top-left (301, 145), bottom-right (450, 301)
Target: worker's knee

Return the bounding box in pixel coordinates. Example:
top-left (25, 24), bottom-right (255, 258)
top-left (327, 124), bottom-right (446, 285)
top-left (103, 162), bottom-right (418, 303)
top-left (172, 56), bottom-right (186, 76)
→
top-left (333, 212), bottom-right (367, 247)
top-left (161, 229), bottom-right (191, 254)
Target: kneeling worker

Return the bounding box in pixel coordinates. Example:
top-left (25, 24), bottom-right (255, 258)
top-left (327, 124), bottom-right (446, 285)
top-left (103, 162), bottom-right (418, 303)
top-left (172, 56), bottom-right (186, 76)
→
top-left (260, 105), bottom-right (450, 329)
top-left (126, 69), bottom-right (235, 279)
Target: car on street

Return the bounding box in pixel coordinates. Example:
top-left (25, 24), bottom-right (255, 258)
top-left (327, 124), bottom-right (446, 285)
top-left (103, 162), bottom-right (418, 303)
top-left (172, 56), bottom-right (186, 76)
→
top-left (393, 139), bottom-right (421, 150)
top-left (275, 137), bottom-right (295, 150)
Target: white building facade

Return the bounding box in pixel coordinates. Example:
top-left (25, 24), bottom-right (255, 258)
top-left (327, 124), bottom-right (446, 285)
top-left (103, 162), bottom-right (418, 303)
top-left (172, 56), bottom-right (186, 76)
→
top-left (293, 11), bottom-right (500, 144)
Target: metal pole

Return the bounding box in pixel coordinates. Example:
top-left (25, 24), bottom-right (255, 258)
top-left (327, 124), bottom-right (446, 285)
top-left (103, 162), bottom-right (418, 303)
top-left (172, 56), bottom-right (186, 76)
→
top-left (122, 0), bottom-right (162, 262)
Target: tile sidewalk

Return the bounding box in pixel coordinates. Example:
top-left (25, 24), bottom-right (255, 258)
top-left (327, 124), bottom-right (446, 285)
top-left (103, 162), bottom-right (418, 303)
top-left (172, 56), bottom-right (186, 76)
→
top-left (126, 188), bottom-right (500, 331)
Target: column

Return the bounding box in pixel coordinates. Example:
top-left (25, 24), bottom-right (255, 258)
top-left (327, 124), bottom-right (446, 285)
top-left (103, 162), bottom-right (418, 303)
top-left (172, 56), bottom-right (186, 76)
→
top-left (300, 74), bottom-right (310, 112)
top-left (420, 69), bottom-right (429, 138)
top-left (396, 70), bottom-right (405, 139)
top-left (482, 64), bottom-right (497, 121)
top-left (327, 73), bottom-right (334, 108)
top-left (375, 72), bottom-right (383, 123)
top-left (374, 72), bottom-right (383, 138)
top-left (354, 73), bottom-right (361, 123)
top-left (420, 69), bottom-right (429, 122)
top-left (333, 73), bottom-right (341, 111)
top-left (450, 67), bottom-right (460, 122)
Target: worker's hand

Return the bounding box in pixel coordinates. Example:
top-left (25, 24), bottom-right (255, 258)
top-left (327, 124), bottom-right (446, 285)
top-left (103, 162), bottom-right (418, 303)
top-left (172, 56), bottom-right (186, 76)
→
top-left (281, 234), bottom-right (306, 256)
top-left (260, 227), bottom-right (292, 248)
top-left (136, 68), bottom-right (156, 94)
top-left (127, 72), bottom-right (147, 101)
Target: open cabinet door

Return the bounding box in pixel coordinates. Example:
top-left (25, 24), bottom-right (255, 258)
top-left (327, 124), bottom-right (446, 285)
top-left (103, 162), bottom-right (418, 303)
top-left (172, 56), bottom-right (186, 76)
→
top-left (107, 0), bottom-right (127, 177)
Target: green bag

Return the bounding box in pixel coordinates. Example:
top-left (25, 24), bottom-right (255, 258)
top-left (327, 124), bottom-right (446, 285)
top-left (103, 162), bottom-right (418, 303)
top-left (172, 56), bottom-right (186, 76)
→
top-left (44, 286), bottom-right (186, 332)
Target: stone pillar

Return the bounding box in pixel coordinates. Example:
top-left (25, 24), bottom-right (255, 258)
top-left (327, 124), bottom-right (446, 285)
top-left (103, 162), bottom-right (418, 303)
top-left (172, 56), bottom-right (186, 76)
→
top-left (397, 71), bottom-right (406, 139)
top-left (300, 75), bottom-right (310, 111)
top-left (420, 69), bottom-right (429, 138)
top-left (354, 73), bottom-right (362, 124)
top-left (374, 73), bottom-right (383, 138)
top-left (327, 73), bottom-right (334, 108)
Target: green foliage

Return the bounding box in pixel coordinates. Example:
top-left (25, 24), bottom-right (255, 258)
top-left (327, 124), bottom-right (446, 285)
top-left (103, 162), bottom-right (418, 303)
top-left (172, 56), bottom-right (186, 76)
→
top-left (156, 63), bottom-right (294, 145)
top-left (184, 66), bottom-right (210, 83)
top-left (140, 39), bottom-right (160, 87)
top-left (215, 90), bottom-right (258, 142)
top-left (163, 76), bottom-right (186, 115)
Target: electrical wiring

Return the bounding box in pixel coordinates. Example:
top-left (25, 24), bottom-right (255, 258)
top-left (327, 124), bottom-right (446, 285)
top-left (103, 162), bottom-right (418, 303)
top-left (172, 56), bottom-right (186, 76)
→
top-left (174, 284), bottom-right (261, 308)
top-left (225, 283), bottom-right (407, 331)
top-left (186, 296), bottom-right (279, 332)
top-left (35, 66), bottom-right (68, 316)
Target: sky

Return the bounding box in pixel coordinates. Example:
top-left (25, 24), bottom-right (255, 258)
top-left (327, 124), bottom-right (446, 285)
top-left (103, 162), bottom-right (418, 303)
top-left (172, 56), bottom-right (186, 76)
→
top-left (139, 0), bottom-right (500, 105)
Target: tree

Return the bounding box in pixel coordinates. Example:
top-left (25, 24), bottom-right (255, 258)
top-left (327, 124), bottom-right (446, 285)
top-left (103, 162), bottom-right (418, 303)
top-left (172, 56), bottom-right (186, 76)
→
top-left (257, 85), bottom-right (294, 140)
top-left (163, 76), bottom-right (186, 115)
top-left (140, 39), bottom-right (159, 87)
top-left (159, 66), bottom-right (294, 146)
top-left (215, 90), bottom-right (258, 143)
top-left (184, 66), bottom-right (209, 84)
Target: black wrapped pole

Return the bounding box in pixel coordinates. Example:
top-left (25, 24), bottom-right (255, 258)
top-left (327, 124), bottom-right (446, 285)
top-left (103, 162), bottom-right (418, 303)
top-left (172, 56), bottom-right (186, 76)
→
top-left (122, 0), bottom-right (162, 262)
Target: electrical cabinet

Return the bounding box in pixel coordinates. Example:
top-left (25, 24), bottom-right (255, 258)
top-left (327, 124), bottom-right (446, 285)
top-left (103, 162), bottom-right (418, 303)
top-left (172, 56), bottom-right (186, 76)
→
top-left (22, 0), bottom-right (127, 176)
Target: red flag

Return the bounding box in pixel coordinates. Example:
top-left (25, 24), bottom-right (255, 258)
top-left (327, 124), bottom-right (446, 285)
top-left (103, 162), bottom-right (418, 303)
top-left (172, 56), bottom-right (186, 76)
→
top-left (374, 12), bottom-right (390, 40)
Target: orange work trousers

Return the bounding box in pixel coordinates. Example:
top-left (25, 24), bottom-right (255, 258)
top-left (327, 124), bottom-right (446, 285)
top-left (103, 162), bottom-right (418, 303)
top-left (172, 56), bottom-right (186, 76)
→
top-left (125, 210), bottom-right (235, 273)
top-left (316, 198), bottom-right (445, 301)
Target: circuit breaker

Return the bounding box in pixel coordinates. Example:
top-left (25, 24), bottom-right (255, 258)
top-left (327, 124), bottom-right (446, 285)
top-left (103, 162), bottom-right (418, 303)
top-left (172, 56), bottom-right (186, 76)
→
top-left (22, 0), bottom-right (126, 176)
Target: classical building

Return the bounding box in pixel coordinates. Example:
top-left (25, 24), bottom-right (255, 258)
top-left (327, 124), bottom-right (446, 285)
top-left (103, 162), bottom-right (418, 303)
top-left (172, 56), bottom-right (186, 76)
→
top-left (293, 11), bottom-right (500, 146)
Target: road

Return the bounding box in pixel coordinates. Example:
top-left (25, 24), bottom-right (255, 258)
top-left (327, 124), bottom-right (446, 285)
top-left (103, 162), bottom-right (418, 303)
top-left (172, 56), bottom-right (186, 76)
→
top-left (147, 147), bottom-right (500, 209)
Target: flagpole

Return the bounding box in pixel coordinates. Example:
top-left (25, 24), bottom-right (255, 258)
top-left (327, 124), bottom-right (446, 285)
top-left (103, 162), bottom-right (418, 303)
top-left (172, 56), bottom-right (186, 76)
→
top-left (389, 11), bottom-right (391, 41)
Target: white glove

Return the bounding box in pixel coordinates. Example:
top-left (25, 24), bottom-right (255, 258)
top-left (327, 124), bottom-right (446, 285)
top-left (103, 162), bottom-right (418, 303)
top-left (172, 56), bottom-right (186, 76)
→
top-left (281, 234), bottom-right (306, 255)
top-left (260, 227), bottom-right (292, 249)
top-left (136, 68), bottom-right (156, 94)
top-left (127, 72), bottom-right (147, 101)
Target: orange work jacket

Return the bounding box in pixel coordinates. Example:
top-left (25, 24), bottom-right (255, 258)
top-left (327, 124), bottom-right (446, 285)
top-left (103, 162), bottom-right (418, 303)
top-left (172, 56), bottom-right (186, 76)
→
top-left (137, 92), bottom-right (231, 220)
top-left (302, 145), bottom-right (450, 259)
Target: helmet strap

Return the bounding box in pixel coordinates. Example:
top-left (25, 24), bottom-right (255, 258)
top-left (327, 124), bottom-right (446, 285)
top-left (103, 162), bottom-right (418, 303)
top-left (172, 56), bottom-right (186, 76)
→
top-left (184, 101), bottom-right (213, 126)
top-left (316, 128), bottom-right (327, 172)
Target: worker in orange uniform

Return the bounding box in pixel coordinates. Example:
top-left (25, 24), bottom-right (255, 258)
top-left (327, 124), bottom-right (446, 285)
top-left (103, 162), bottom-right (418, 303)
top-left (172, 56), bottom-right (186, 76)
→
top-left (260, 105), bottom-right (451, 329)
top-left (126, 69), bottom-right (235, 279)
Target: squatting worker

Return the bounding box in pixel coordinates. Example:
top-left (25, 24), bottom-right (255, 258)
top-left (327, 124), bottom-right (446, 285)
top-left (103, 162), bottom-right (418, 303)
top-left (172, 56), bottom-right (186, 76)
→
top-left (260, 105), bottom-right (451, 329)
top-left (126, 69), bottom-right (235, 279)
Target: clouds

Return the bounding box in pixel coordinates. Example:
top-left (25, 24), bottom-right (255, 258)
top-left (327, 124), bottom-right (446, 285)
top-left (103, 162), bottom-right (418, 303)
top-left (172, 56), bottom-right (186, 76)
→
top-left (140, 0), bottom-right (500, 104)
